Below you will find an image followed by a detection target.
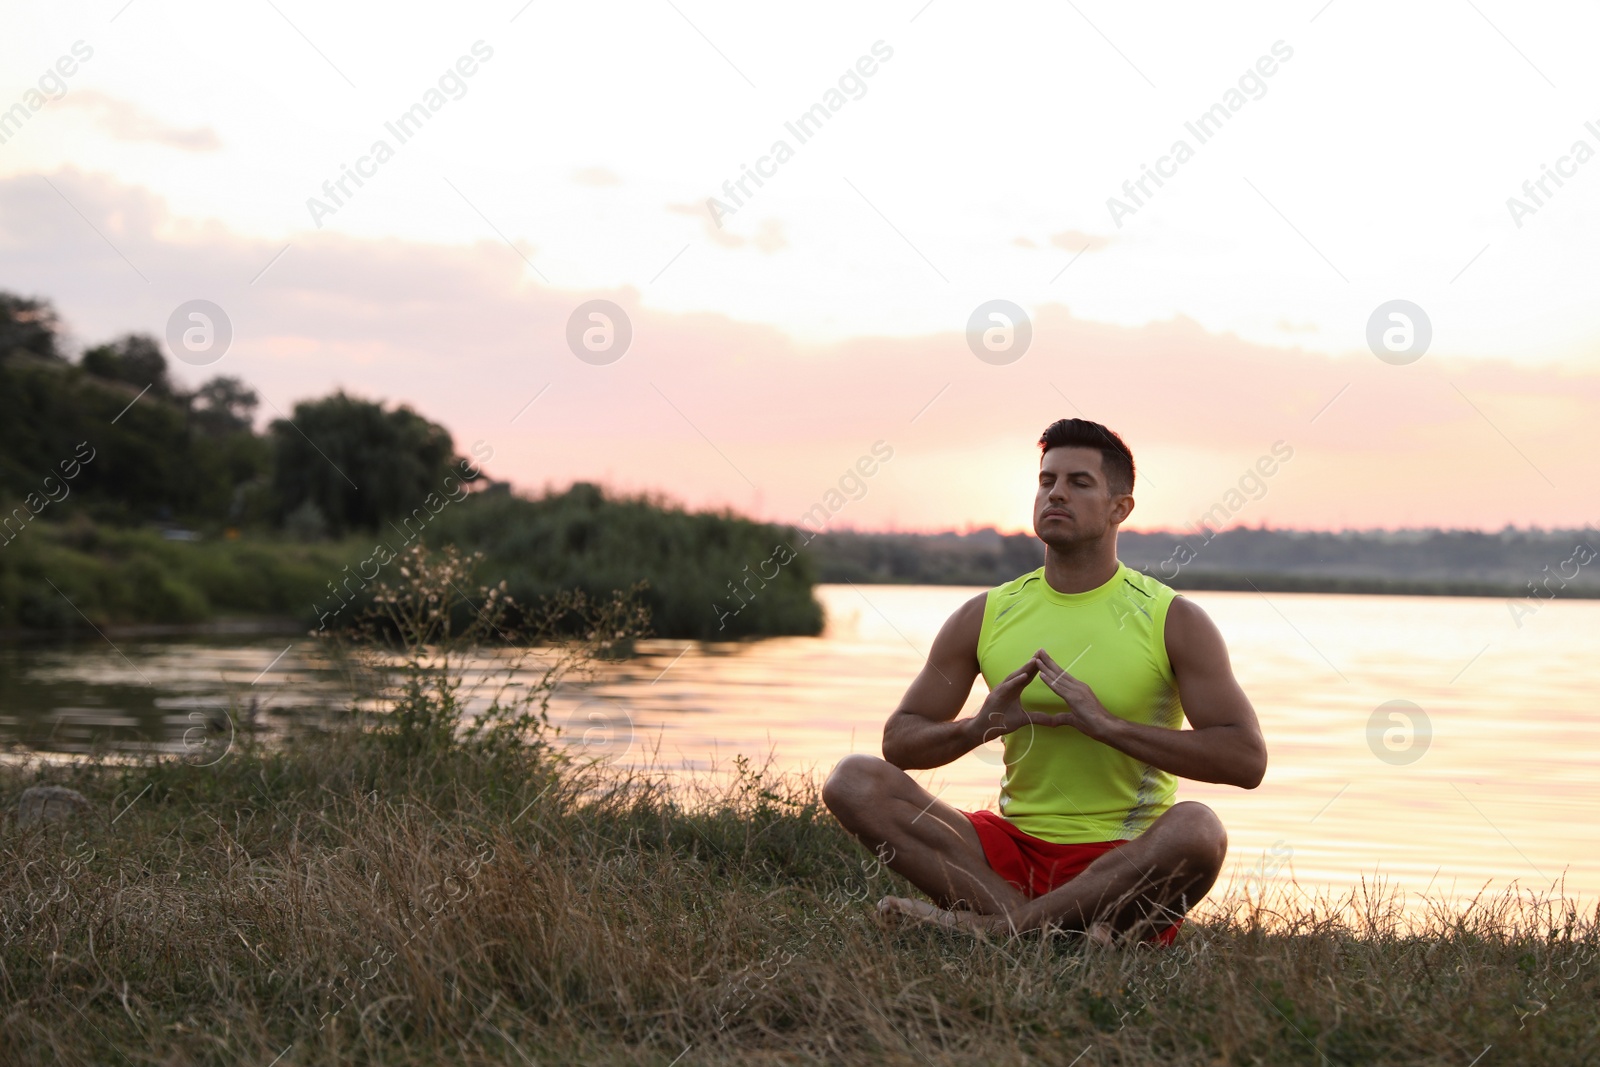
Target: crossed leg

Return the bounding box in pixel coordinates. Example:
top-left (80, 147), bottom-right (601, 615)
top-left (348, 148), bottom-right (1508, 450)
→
top-left (821, 754), bottom-right (1228, 942)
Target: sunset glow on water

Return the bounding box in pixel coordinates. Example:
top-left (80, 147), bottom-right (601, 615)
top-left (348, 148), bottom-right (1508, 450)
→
top-left (9, 583), bottom-right (1595, 911)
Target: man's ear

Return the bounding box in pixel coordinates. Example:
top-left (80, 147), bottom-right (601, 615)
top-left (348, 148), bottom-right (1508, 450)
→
top-left (1112, 492), bottom-right (1135, 525)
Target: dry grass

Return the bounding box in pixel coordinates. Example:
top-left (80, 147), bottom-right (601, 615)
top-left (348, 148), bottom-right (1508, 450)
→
top-left (3, 546), bottom-right (1595, 1065)
top-left (4, 735), bottom-right (1597, 1066)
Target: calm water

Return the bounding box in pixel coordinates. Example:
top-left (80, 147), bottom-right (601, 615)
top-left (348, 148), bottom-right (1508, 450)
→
top-left (4, 585), bottom-right (1596, 907)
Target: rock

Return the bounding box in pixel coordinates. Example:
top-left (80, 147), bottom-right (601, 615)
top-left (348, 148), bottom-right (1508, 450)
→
top-left (17, 786), bottom-right (95, 828)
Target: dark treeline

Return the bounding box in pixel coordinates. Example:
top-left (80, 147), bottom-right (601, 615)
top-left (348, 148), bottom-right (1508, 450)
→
top-left (0, 291), bottom-right (472, 534)
top-left (804, 525), bottom-right (1600, 600)
top-left (0, 291), bottom-right (822, 638)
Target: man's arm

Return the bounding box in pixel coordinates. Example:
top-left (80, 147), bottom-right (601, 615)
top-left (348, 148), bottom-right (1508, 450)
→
top-left (1031, 596), bottom-right (1267, 788)
top-left (881, 593), bottom-right (987, 769)
top-left (881, 590), bottom-right (1056, 771)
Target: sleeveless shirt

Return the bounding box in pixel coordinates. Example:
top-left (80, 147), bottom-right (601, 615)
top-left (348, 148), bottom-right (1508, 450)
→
top-left (975, 561), bottom-right (1183, 843)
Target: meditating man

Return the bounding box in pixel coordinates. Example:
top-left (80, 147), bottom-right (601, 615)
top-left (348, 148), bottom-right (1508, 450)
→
top-left (823, 418), bottom-right (1268, 944)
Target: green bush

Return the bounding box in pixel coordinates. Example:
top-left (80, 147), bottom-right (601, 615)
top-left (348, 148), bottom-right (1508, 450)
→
top-left (428, 483), bottom-right (824, 640)
top-left (0, 483), bottom-right (828, 639)
top-left (0, 522), bottom-right (367, 631)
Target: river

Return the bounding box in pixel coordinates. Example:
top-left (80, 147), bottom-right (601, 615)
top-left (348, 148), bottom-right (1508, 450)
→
top-left (3, 585), bottom-right (1595, 908)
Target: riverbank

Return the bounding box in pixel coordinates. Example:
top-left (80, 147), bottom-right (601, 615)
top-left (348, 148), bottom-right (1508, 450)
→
top-left (0, 520), bottom-right (362, 631)
top-left (6, 543), bottom-right (1595, 1065)
top-left (5, 718), bottom-right (1596, 1065)
top-left (0, 488), bottom-right (827, 640)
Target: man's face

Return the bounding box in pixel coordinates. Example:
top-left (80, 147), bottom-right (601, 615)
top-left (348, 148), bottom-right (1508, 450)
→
top-left (1034, 446), bottom-right (1133, 546)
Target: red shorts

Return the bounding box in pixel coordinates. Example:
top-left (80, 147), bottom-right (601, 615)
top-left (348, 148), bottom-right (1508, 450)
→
top-left (964, 809), bottom-right (1182, 946)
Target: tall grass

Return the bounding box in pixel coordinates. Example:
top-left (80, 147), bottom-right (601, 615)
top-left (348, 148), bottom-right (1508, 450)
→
top-left (2, 548), bottom-right (1595, 1065)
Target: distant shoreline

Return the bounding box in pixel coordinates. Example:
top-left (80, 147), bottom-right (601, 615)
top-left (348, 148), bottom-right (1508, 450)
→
top-left (820, 571), bottom-right (1600, 601)
top-left (5, 573), bottom-right (1596, 647)
top-left (802, 526), bottom-right (1600, 605)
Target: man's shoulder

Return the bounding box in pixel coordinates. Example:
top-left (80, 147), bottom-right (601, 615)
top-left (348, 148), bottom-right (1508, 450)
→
top-left (951, 570), bottom-right (1038, 630)
top-left (1115, 562), bottom-right (1178, 604)
top-left (993, 566), bottom-right (1046, 599)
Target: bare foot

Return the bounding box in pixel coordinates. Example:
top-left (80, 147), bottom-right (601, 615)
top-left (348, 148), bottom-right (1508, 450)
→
top-left (875, 896), bottom-right (1011, 936)
top-left (1084, 921), bottom-right (1116, 947)
top-left (875, 896), bottom-right (950, 929)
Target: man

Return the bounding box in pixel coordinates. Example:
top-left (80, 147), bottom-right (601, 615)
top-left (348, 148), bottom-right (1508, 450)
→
top-left (822, 418), bottom-right (1267, 944)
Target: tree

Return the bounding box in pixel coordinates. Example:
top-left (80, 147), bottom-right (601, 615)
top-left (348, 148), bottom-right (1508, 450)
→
top-left (80, 333), bottom-right (173, 396)
top-left (0, 292), bottom-right (65, 361)
top-left (0, 355), bottom-right (199, 517)
top-left (192, 376), bottom-right (259, 436)
top-left (269, 391), bottom-right (472, 534)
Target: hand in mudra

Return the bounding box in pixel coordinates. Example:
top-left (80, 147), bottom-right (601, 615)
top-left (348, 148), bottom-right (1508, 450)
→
top-left (973, 650), bottom-right (1113, 745)
top-left (971, 658), bottom-right (1044, 745)
top-left (1029, 647), bottom-right (1118, 741)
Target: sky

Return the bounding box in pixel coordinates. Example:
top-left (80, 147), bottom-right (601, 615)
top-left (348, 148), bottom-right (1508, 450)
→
top-left (2, 0), bottom-right (1598, 534)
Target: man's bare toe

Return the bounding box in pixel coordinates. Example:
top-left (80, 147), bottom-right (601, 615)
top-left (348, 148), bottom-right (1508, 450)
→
top-left (876, 896), bottom-right (951, 929)
top-left (876, 896), bottom-right (1013, 938)
top-left (1085, 921), bottom-right (1115, 947)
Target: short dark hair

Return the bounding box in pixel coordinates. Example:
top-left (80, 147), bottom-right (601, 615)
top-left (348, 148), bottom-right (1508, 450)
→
top-left (1038, 418), bottom-right (1135, 495)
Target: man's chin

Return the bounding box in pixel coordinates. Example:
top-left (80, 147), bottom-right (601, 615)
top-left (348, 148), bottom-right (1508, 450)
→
top-left (1035, 525), bottom-right (1102, 549)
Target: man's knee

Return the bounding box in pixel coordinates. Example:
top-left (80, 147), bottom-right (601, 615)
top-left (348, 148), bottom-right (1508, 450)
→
top-left (822, 754), bottom-right (897, 822)
top-left (1159, 801), bottom-right (1228, 872)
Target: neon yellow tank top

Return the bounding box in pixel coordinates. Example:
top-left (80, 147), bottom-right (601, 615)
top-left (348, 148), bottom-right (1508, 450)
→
top-left (976, 560), bottom-right (1183, 844)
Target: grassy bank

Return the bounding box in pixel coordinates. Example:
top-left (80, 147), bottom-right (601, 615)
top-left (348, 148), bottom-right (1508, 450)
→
top-left (0, 519), bottom-right (365, 631)
top-left (6, 723), bottom-right (1598, 1065)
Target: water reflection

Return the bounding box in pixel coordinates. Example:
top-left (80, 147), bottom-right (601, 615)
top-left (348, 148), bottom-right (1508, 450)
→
top-left (557, 584), bottom-right (1600, 909)
top-left (2, 585), bottom-right (1596, 909)
top-left (0, 636), bottom-right (352, 756)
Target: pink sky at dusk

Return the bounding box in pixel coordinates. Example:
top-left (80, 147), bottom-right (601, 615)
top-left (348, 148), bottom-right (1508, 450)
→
top-left (5, 168), bottom-right (1596, 537)
top-left (7, 2), bottom-right (1600, 537)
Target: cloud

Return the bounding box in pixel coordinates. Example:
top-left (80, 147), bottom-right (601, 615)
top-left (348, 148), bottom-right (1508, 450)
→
top-left (666, 200), bottom-right (741, 249)
top-left (666, 202), bottom-right (785, 253)
top-left (751, 219), bottom-right (786, 254)
top-left (57, 91), bottom-right (221, 152)
top-left (1013, 236), bottom-right (1038, 249)
top-left (571, 167), bottom-right (621, 187)
top-left (4, 167), bottom-right (1597, 533)
top-left (1049, 230), bottom-right (1111, 253)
